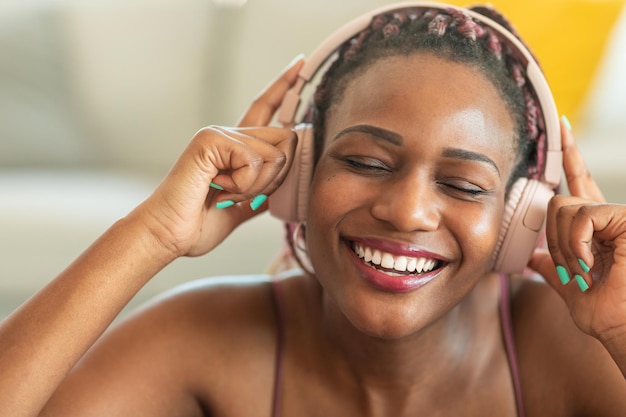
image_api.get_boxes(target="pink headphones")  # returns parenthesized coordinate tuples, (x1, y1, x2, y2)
(269, 1, 563, 274)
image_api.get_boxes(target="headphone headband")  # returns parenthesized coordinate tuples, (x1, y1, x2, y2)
(277, 1, 562, 186)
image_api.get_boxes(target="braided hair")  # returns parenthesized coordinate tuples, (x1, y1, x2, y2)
(309, 5, 547, 195)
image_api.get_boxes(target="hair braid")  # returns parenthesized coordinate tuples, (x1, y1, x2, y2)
(310, 5, 549, 192)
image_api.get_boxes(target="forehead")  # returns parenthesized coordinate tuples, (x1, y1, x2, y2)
(324, 53, 517, 160)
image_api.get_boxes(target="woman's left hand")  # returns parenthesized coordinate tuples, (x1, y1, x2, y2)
(528, 118, 626, 344)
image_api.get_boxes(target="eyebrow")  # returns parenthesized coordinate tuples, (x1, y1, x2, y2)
(333, 125, 500, 177)
(333, 124, 403, 146)
(442, 147, 500, 177)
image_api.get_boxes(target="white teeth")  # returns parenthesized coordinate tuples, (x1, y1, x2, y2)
(415, 257, 426, 274)
(407, 257, 417, 272)
(371, 250, 382, 265)
(381, 253, 395, 269)
(352, 242, 440, 275)
(394, 256, 408, 272)
(424, 259, 436, 272)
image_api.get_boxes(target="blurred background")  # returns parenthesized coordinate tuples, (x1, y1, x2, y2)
(1, 0, 625, 319)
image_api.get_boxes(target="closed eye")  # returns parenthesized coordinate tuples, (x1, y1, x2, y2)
(438, 181, 488, 198)
(344, 157, 391, 173)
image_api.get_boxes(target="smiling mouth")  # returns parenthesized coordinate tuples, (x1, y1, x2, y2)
(351, 241, 443, 276)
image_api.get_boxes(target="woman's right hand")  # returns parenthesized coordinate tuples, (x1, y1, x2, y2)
(134, 57, 303, 259)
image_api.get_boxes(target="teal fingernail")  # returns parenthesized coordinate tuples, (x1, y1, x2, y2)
(575, 274, 590, 292)
(288, 53, 306, 66)
(210, 182, 224, 191)
(578, 258, 590, 273)
(216, 200, 234, 209)
(561, 115, 572, 131)
(250, 194, 267, 211)
(556, 265, 571, 285)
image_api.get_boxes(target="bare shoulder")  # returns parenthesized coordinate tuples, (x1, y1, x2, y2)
(144, 273, 281, 348)
(43, 272, 300, 417)
(510, 276, 626, 416)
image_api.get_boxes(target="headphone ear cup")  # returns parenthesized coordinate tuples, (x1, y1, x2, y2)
(269, 123, 315, 223)
(493, 177, 555, 274)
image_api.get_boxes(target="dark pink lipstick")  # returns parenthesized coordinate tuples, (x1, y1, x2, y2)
(345, 238, 447, 293)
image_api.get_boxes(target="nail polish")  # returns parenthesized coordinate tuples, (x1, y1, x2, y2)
(578, 258, 590, 273)
(561, 115, 572, 131)
(210, 182, 224, 191)
(556, 265, 571, 285)
(575, 274, 590, 292)
(288, 53, 306, 67)
(216, 200, 234, 209)
(250, 194, 267, 211)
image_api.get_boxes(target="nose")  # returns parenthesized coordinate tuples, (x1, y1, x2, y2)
(370, 172, 441, 233)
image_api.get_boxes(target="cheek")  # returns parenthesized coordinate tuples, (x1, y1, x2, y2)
(306, 161, 363, 224)
(305, 164, 337, 240)
(307, 171, 336, 226)
(451, 201, 504, 266)
(304, 161, 365, 265)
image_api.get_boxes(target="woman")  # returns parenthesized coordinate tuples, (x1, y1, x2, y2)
(1, 3, 625, 416)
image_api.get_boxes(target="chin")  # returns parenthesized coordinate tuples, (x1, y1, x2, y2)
(327, 282, 450, 341)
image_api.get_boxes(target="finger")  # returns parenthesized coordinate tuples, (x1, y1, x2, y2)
(552, 202, 578, 273)
(237, 55, 305, 127)
(527, 247, 575, 295)
(210, 126, 296, 201)
(546, 200, 613, 293)
(187, 198, 269, 257)
(568, 204, 600, 274)
(234, 126, 298, 191)
(570, 204, 626, 269)
(560, 204, 614, 293)
(222, 196, 269, 223)
(544, 195, 568, 262)
(215, 126, 296, 194)
(198, 126, 267, 198)
(561, 117, 605, 202)
(543, 196, 581, 289)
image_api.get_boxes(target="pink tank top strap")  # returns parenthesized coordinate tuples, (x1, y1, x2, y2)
(499, 273, 526, 417)
(270, 278, 286, 417)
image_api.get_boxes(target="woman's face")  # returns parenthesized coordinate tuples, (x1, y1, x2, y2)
(306, 53, 518, 339)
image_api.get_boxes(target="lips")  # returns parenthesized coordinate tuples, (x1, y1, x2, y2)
(352, 241, 440, 275)
(346, 238, 447, 292)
